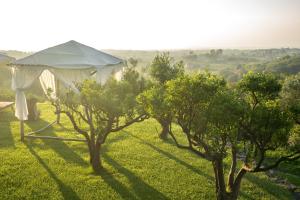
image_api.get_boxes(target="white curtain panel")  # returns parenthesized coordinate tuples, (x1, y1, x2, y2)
(11, 66, 43, 120)
(39, 69, 57, 99)
(50, 68, 91, 93)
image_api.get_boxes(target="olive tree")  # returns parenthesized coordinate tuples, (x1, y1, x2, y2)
(160, 72, 299, 200)
(146, 53, 184, 139)
(236, 73, 299, 194)
(138, 85, 172, 139)
(57, 69, 148, 173)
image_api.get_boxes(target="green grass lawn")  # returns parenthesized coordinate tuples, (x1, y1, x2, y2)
(0, 103, 295, 200)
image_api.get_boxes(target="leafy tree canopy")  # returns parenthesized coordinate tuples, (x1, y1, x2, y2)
(149, 52, 184, 84)
(160, 72, 298, 200)
(58, 68, 148, 172)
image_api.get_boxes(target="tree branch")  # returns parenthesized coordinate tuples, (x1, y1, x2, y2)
(169, 128, 212, 161)
(99, 117, 114, 144)
(111, 114, 148, 132)
(228, 145, 237, 189)
(253, 148, 265, 171)
(251, 91, 259, 110)
(252, 151, 300, 172)
(59, 110, 89, 139)
(68, 105, 89, 124)
(232, 167, 247, 193)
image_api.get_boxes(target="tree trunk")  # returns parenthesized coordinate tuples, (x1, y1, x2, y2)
(89, 142, 102, 173)
(88, 142, 94, 164)
(212, 164, 247, 200)
(212, 159, 230, 200)
(227, 146, 237, 190)
(229, 168, 247, 200)
(158, 119, 170, 140)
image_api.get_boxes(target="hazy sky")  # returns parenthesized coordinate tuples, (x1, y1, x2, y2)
(1, 0, 300, 51)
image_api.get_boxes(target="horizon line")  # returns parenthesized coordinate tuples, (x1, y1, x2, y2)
(1, 46, 300, 53)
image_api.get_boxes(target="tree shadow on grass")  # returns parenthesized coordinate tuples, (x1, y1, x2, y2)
(98, 168, 138, 200)
(26, 119, 88, 167)
(0, 110, 15, 148)
(244, 173, 291, 200)
(101, 133, 129, 153)
(103, 154, 170, 200)
(124, 130, 214, 182)
(125, 131, 258, 199)
(26, 144, 81, 200)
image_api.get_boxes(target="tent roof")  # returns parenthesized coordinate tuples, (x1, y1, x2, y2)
(12, 40, 123, 69)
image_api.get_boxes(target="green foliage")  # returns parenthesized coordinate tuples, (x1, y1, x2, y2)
(280, 73, 300, 150)
(141, 53, 185, 139)
(289, 126, 300, 150)
(64, 73, 145, 130)
(149, 52, 184, 84)
(209, 49, 223, 58)
(165, 72, 242, 155)
(137, 85, 170, 120)
(148, 71, 299, 199)
(244, 101, 292, 150)
(250, 55, 300, 74)
(165, 73, 228, 138)
(238, 72, 281, 103)
(166, 73, 226, 107)
(238, 73, 292, 147)
(58, 69, 148, 172)
(122, 66, 148, 95)
(281, 73, 300, 124)
(266, 55, 300, 74)
(137, 84, 172, 140)
(237, 73, 298, 173)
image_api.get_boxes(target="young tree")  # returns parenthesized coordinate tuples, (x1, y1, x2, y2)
(162, 72, 299, 200)
(146, 53, 184, 139)
(281, 73, 300, 125)
(149, 52, 184, 85)
(280, 74, 300, 150)
(234, 72, 299, 198)
(138, 85, 172, 139)
(57, 69, 148, 173)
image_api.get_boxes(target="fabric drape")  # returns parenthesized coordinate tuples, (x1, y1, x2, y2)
(50, 68, 92, 93)
(11, 65, 122, 121)
(11, 66, 44, 120)
(39, 69, 56, 99)
(10, 40, 124, 122)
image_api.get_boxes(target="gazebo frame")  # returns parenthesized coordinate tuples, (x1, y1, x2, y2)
(10, 40, 123, 142)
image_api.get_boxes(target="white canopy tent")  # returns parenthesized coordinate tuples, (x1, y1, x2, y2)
(10, 40, 124, 141)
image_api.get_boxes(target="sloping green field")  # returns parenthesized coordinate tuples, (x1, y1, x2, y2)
(0, 103, 293, 200)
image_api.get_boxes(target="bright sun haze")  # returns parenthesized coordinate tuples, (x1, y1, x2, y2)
(1, 0, 300, 51)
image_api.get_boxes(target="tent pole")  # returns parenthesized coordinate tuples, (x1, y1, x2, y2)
(20, 120, 24, 142)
